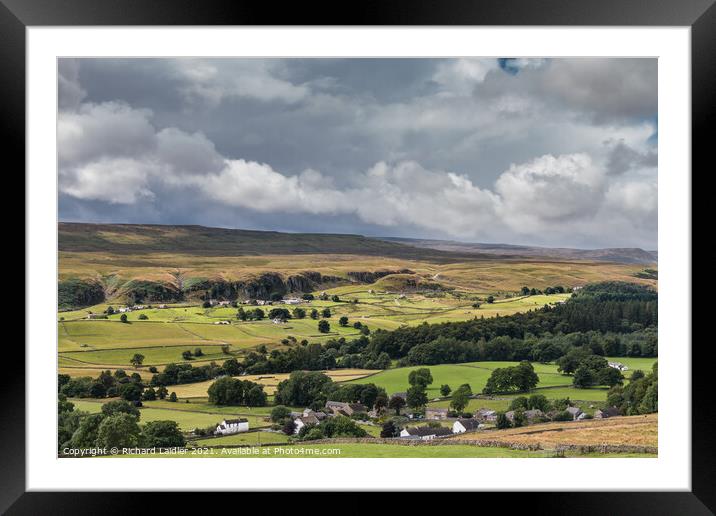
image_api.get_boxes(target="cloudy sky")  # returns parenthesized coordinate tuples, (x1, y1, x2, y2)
(58, 58, 657, 249)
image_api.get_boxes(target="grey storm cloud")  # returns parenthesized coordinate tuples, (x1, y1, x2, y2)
(58, 57, 657, 249)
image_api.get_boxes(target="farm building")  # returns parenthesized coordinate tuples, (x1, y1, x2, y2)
(400, 426, 452, 440)
(452, 419, 482, 434)
(565, 406, 584, 420)
(325, 401, 367, 417)
(608, 361, 629, 371)
(594, 407, 621, 419)
(213, 320, 230, 325)
(293, 414, 321, 434)
(215, 418, 249, 435)
(283, 298, 302, 305)
(86, 313, 106, 319)
(425, 407, 449, 420)
(474, 409, 497, 422)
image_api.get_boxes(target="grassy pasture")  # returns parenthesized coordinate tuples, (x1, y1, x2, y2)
(192, 431, 290, 446)
(349, 362, 574, 397)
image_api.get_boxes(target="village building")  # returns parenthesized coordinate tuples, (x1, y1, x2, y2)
(86, 313, 106, 320)
(215, 418, 249, 435)
(565, 406, 584, 420)
(391, 392, 408, 402)
(452, 419, 482, 434)
(293, 413, 321, 434)
(594, 406, 621, 419)
(608, 361, 629, 371)
(425, 407, 449, 420)
(474, 409, 497, 422)
(325, 401, 367, 417)
(506, 409, 545, 423)
(399, 426, 452, 440)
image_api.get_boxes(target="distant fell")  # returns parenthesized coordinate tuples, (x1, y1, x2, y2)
(380, 237, 657, 265)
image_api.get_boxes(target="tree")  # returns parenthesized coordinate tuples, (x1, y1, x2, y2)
(70, 413, 106, 449)
(156, 386, 168, 400)
(106, 306, 115, 315)
(373, 392, 389, 413)
(339, 316, 349, 327)
(408, 368, 433, 388)
(168, 392, 178, 402)
(96, 413, 142, 448)
(293, 307, 306, 319)
(302, 293, 315, 301)
(310, 309, 319, 319)
(270, 405, 291, 423)
(388, 395, 406, 415)
(120, 313, 128, 323)
(450, 388, 470, 413)
(245, 385, 267, 407)
(141, 387, 157, 401)
(130, 353, 145, 367)
(331, 295, 340, 302)
(282, 419, 296, 435)
(486, 296, 495, 304)
(101, 399, 140, 419)
(182, 350, 193, 360)
(597, 367, 624, 387)
(119, 382, 143, 402)
(321, 308, 331, 318)
(380, 420, 399, 438)
(237, 307, 247, 321)
(142, 420, 185, 447)
(440, 384, 452, 397)
(194, 348, 204, 357)
(521, 286, 530, 296)
(353, 321, 363, 329)
(268, 308, 291, 321)
(528, 394, 550, 412)
(406, 385, 428, 410)
(318, 320, 330, 333)
(274, 371, 333, 407)
(573, 365, 596, 388)
(202, 300, 212, 308)
(138, 313, 148, 320)
(495, 412, 511, 429)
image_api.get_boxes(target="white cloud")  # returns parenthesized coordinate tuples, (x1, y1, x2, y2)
(172, 59, 310, 106)
(60, 158, 155, 204)
(433, 58, 498, 95)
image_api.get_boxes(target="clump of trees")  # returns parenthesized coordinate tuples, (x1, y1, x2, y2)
(606, 361, 658, 415)
(273, 371, 387, 411)
(296, 415, 367, 441)
(483, 361, 539, 394)
(207, 376, 267, 406)
(58, 397, 185, 452)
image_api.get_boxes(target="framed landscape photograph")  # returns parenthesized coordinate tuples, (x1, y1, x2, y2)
(11, 0, 711, 510)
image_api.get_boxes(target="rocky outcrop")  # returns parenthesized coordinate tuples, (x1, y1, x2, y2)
(121, 280, 182, 304)
(182, 271, 347, 301)
(347, 269, 414, 283)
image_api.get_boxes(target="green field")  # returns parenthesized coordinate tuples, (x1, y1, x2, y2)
(192, 431, 290, 447)
(350, 358, 656, 406)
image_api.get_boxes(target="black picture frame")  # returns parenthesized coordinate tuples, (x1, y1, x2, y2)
(5, 0, 710, 512)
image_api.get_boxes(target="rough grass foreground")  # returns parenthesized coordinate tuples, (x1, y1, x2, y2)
(448, 413, 658, 450)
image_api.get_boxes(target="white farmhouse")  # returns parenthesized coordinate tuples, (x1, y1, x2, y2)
(452, 419, 482, 434)
(399, 426, 452, 440)
(215, 418, 249, 435)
